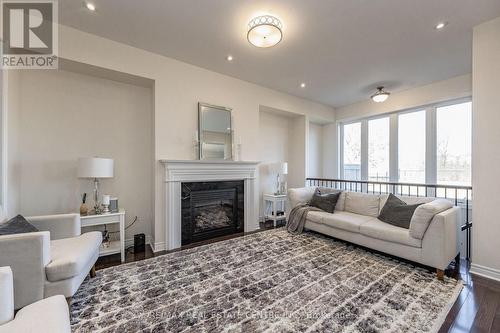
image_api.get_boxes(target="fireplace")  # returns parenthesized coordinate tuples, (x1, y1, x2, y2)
(160, 160, 258, 251)
(181, 180, 244, 245)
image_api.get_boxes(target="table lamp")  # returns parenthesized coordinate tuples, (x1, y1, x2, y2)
(77, 157, 114, 214)
(273, 162, 288, 195)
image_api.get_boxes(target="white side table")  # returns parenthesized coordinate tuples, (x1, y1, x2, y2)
(81, 210, 125, 263)
(263, 193, 287, 227)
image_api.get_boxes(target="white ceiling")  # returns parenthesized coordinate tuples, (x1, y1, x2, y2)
(59, 1, 500, 107)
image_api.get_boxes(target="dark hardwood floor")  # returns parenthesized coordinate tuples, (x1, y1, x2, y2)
(439, 262, 500, 333)
(95, 223, 500, 333)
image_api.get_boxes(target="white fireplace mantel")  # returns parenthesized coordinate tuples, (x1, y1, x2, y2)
(160, 160, 260, 250)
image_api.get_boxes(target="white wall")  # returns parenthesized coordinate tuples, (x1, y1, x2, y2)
(5, 71, 22, 218)
(322, 123, 338, 178)
(288, 115, 308, 189)
(335, 74, 472, 122)
(10, 69, 153, 241)
(6, 25, 335, 251)
(308, 123, 323, 178)
(258, 111, 290, 217)
(471, 16, 500, 281)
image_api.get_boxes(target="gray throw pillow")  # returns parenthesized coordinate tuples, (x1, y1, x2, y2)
(0, 215, 39, 235)
(309, 188, 341, 213)
(378, 194, 422, 229)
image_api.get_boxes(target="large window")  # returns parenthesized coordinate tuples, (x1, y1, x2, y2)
(339, 99, 472, 186)
(343, 122, 361, 180)
(436, 102, 472, 186)
(368, 117, 389, 181)
(398, 111, 426, 183)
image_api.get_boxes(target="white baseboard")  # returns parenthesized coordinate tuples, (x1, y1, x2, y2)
(151, 241, 166, 252)
(147, 235, 166, 252)
(470, 263, 500, 282)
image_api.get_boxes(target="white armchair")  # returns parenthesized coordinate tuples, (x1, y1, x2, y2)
(0, 213, 102, 309)
(0, 266, 70, 333)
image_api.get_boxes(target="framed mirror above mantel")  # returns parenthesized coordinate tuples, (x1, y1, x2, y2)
(198, 102, 233, 160)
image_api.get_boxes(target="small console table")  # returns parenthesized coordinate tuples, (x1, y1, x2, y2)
(81, 210, 125, 263)
(263, 193, 287, 227)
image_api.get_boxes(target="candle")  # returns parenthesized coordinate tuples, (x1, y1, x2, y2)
(102, 195, 110, 205)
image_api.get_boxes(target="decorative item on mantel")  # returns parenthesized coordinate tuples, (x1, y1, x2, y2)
(193, 130, 200, 160)
(234, 136, 242, 161)
(77, 157, 114, 215)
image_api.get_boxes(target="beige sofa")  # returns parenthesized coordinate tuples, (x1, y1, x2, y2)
(288, 187, 461, 279)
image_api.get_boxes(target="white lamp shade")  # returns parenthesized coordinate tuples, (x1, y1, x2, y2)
(270, 162, 288, 175)
(77, 157, 114, 179)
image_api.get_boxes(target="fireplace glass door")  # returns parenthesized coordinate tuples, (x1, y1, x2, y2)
(181, 181, 244, 245)
(192, 191, 235, 233)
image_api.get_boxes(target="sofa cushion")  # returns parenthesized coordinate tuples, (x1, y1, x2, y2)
(379, 194, 434, 212)
(0, 215, 39, 235)
(309, 188, 341, 213)
(378, 194, 423, 229)
(306, 211, 332, 224)
(318, 211, 373, 233)
(318, 187, 345, 211)
(45, 232, 102, 282)
(288, 187, 316, 208)
(360, 219, 422, 248)
(409, 199, 454, 239)
(344, 192, 380, 217)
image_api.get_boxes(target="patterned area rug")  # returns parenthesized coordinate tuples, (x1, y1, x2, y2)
(71, 229, 462, 333)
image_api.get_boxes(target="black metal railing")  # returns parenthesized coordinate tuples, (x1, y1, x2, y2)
(306, 178, 473, 260)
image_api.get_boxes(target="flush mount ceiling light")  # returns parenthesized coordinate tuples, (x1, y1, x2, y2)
(371, 86, 390, 103)
(247, 15, 283, 48)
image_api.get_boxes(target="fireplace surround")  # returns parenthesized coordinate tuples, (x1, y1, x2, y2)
(160, 160, 259, 250)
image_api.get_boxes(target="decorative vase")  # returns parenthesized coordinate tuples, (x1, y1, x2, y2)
(80, 203, 88, 216)
(80, 193, 89, 216)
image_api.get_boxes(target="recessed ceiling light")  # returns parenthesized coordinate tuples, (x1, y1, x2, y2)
(435, 22, 448, 30)
(247, 15, 283, 48)
(300, 83, 306, 88)
(85, 2, 96, 11)
(371, 86, 390, 103)
(226, 55, 233, 61)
